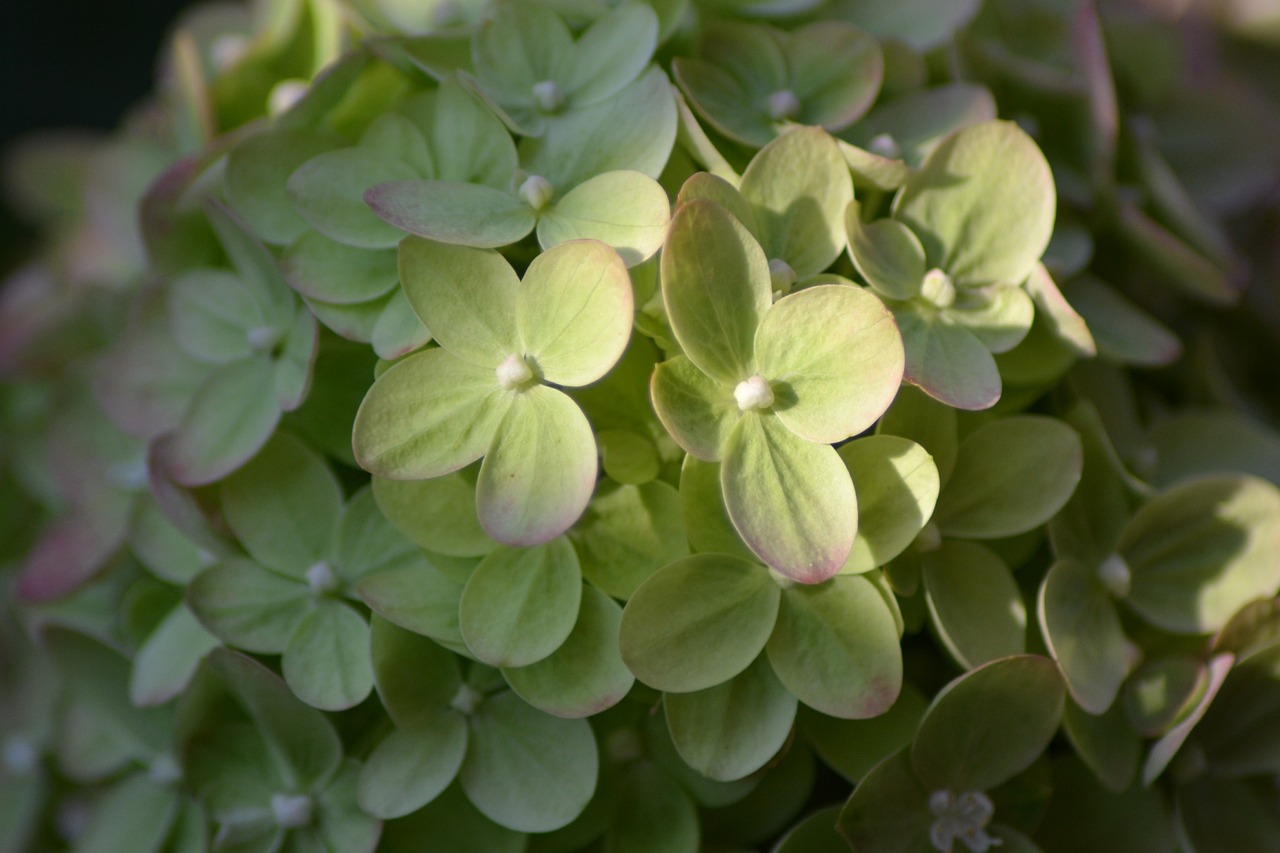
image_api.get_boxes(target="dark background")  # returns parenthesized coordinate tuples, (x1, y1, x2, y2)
(0, 0, 197, 256)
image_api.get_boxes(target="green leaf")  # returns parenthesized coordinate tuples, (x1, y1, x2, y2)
(287, 147, 419, 248)
(721, 414, 856, 583)
(755, 283, 904, 444)
(372, 473, 492, 558)
(876, 383, 958, 484)
(798, 685, 929, 783)
(537, 171, 670, 267)
(893, 121, 1055, 287)
(679, 456, 757, 561)
(661, 198, 771, 384)
(595, 430, 661, 486)
(75, 773, 178, 853)
(846, 205, 926, 301)
(313, 760, 382, 853)
(738, 127, 853, 277)
(333, 486, 422, 581)
(358, 714, 468, 819)
(459, 691, 598, 833)
(282, 600, 374, 711)
(892, 306, 1001, 411)
(203, 201, 297, 327)
(767, 575, 902, 719)
(664, 654, 797, 781)
(650, 355, 738, 462)
(948, 283, 1035, 354)
(168, 269, 269, 365)
(1124, 656, 1209, 739)
(620, 553, 780, 693)
(1177, 777, 1280, 853)
(676, 172, 757, 234)
(366, 180, 536, 248)
(1038, 560, 1129, 715)
(1061, 700, 1140, 794)
(359, 113, 434, 177)
(472, 0, 571, 111)
(1120, 475, 1280, 633)
(225, 127, 340, 246)
(359, 560, 467, 650)
(564, 2, 659, 105)
(423, 78, 519, 187)
(837, 748, 935, 853)
(281, 231, 398, 305)
(273, 306, 318, 412)
(922, 540, 1026, 669)
(369, 616, 461, 728)
(569, 480, 689, 600)
(373, 288, 432, 360)
(1141, 653, 1233, 784)
(935, 415, 1083, 539)
(839, 435, 940, 573)
(477, 386, 598, 546)
(458, 538, 582, 667)
(130, 603, 220, 707)
(1149, 410, 1280, 490)
(398, 237, 520, 368)
(783, 22, 882, 130)
(517, 238, 633, 386)
(161, 357, 282, 487)
(502, 586, 633, 718)
(1062, 276, 1181, 367)
(836, 139, 911, 192)
(187, 558, 309, 653)
(606, 761, 700, 853)
(847, 82, 994, 165)
(911, 655, 1064, 792)
(1024, 263, 1095, 358)
(221, 431, 342, 577)
(383, 783, 524, 853)
(352, 347, 512, 479)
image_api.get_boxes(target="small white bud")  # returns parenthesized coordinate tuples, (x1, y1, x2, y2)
(768, 258, 797, 296)
(210, 35, 248, 72)
(518, 175, 554, 211)
(271, 793, 313, 829)
(921, 268, 956, 308)
(868, 133, 902, 160)
(532, 80, 567, 114)
(496, 354, 535, 390)
(268, 80, 309, 117)
(148, 754, 182, 785)
(734, 375, 775, 411)
(3, 736, 38, 775)
(451, 683, 484, 716)
(246, 326, 282, 353)
(306, 561, 340, 595)
(767, 89, 801, 121)
(929, 789, 1001, 853)
(1097, 553, 1131, 598)
(107, 458, 149, 491)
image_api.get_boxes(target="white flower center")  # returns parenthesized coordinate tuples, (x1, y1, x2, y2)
(868, 133, 902, 160)
(768, 258, 797, 297)
(767, 89, 801, 121)
(496, 354, 535, 390)
(922, 268, 956, 308)
(149, 754, 182, 784)
(306, 561, 340, 595)
(734, 375, 775, 411)
(929, 789, 1001, 853)
(271, 793, 314, 829)
(451, 683, 485, 716)
(532, 80, 567, 114)
(268, 80, 309, 117)
(1097, 553, 1131, 598)
(518, 175, 555, 211)
(246, 326, 282, 353)
(210, 35, 248, 71)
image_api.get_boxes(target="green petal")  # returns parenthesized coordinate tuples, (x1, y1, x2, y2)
(679, 456, 758, 562)
(281, 231, 398, 305)
(517, 238, 633, 386)
(847, 82, 995, 166)
(287, 147, 419, 248)
(129, 603, 220, 707)
(832, 0, 979, 50)
(458, 691, 598, 833)
(837, 748, 935, 853)
(911, 655, 1064, 792)
(664, 654, 797, 781)
(1061, 700, 1140, 793)
(798, 685, 928, 783)
(947, 283, 1035, 354)
(372, 288, 432, 361)
(876, 383, 959, 485)
(458, 538, 582, 668)
(784, 22, 883, 131)
(372, 473, 493, 558)
(365, 180, 536, 248)
(477, 386, 598, 546)
(755, 284, 904, 444)
(922, 540, 1027, 669)
(1141, 654, 1233, 784)
(660, 198, 771, 384)
(1038, 560, 1129, 715)
(1120, 475, 1280, 633)
(675, 172, 757, 234)
(605, 761, 700, 853)
(935, 415, 1083, 539)
(369, 615, 461, 728)
(840, 436, 939, 573)
(569, 480, 689, 600)
(722, 414, 856, 584)
(273, 306, 318, 412)
(383, 783, 524, 853)
(1177, 776, 1280, 853)
(739, 127, 853, 277)
(650, 355, 738, 461)
(537, 172, 670, 267)
(893, 305, 1001, 411)
(846, 205, 927, 301)
(187, 558, 309, 653)
(282, 600, 374, 711)
(74, 775, 178, 853)
(1149, 410, 1280, 490)
(502, 586, 634, 717)
(1061, 277, 1180, 367)
(225, 128, 341, 246)
(472, 0, 572, 106)
(619, 553, 780, 693)
(837, 139, 911, 192)
(893, 121, 1055, 287)
(358, 560, 467, 651)
(673, 57, 775, 148)
(519, 66, 678, 187)
(221, 431, 342, 577)
(398, 237, 520, 367)
(425, 79, 519, 187)
(1024, 262, 1095, 358)
(766, 574, 902, 718)
(564, 2, 659, 106)
(168, 269, 268, 365)
(357, 714, 468, 819)
(352, 348, 511, 479)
